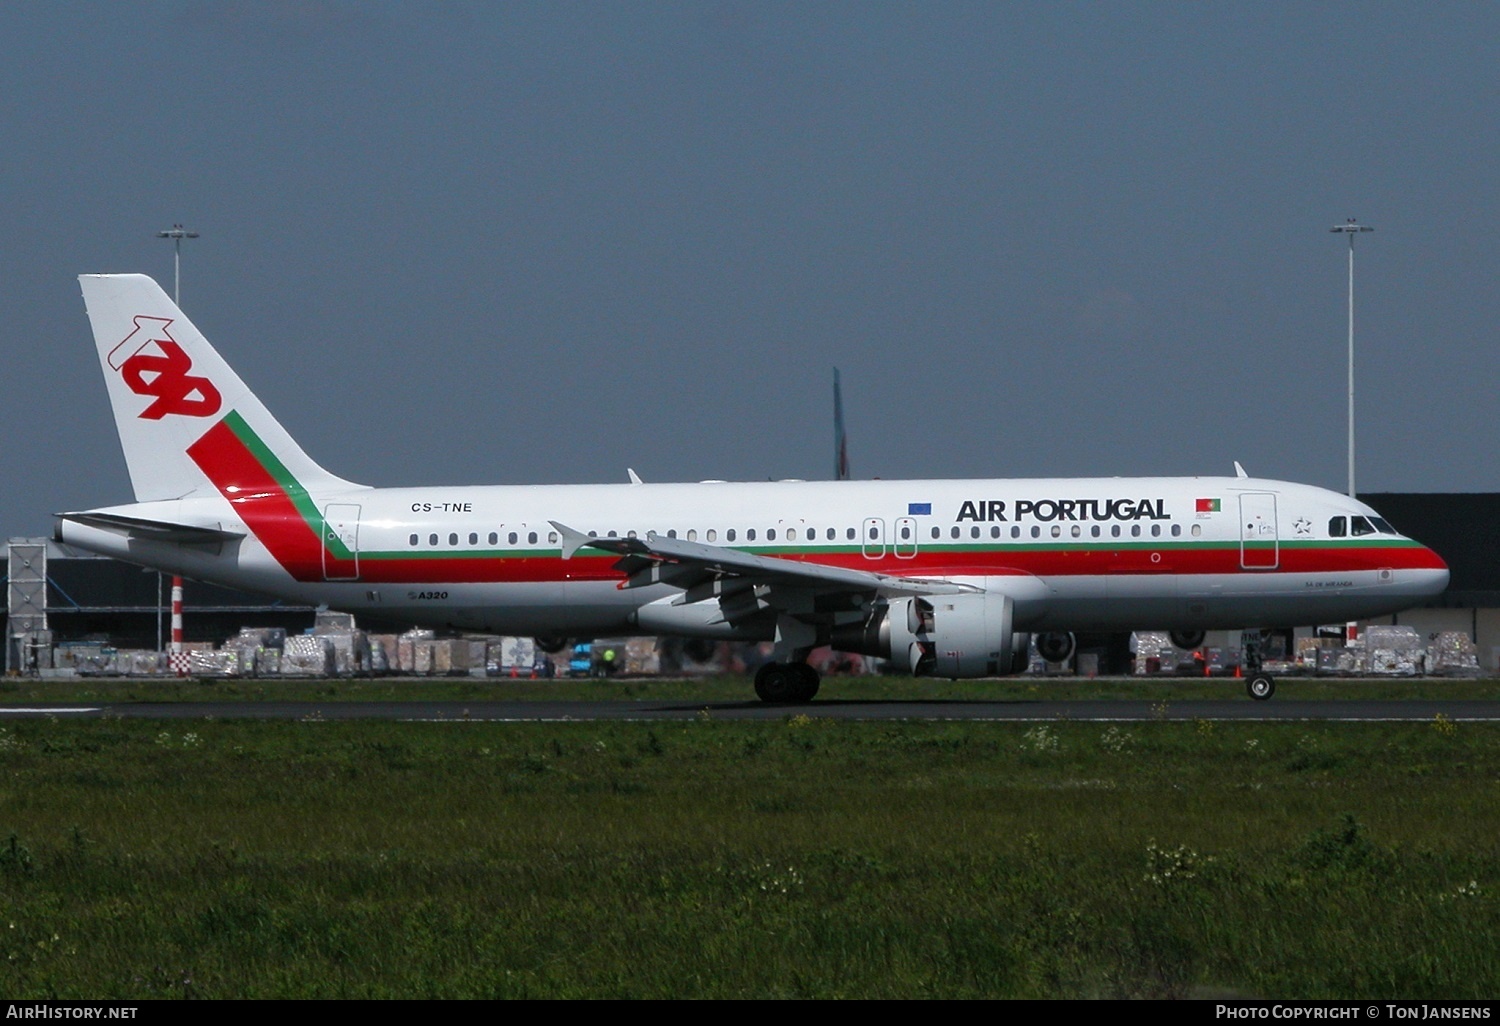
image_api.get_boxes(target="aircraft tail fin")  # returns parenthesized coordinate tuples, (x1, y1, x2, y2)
(79, 273, 361, 503)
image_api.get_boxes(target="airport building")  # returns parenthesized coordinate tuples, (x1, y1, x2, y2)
(6, 492, 1494, 676)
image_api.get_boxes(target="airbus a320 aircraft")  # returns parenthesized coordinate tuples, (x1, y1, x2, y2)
(58, 274, 1449, 702)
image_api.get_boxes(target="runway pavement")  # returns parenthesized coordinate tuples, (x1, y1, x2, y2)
(4, 698, 1500, 722)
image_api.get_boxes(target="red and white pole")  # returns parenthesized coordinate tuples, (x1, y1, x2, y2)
(171, 575, 184, 675)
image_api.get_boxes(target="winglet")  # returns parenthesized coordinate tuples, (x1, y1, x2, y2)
(549, 520, 651, 560)
(627, 468, 643, 485)
(550, 521, 594, 559)
(1233, 461, 1249, 479)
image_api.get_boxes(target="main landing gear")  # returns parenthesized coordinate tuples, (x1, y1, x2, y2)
(754, 661, 821, 703)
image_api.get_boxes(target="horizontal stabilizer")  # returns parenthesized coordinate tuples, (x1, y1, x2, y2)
(56, 511, 244, 545)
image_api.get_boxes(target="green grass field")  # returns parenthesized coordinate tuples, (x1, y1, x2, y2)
(0, 678, 1497, 998)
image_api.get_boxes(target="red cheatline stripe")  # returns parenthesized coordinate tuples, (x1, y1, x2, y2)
(187, 418, 327, 580)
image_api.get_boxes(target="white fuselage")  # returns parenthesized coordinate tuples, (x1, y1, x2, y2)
(59, 474, 1450, 639)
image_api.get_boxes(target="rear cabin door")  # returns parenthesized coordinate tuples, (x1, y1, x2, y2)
(322, 503, 361, 580)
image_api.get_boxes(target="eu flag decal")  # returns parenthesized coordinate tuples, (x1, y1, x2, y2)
(908, 502, 932, 515)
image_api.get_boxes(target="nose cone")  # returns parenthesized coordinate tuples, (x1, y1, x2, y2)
(1410, 543, 1450, 599)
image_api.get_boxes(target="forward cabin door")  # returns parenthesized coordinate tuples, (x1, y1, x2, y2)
(1238, 493, 1278, 570)
(322, 503, 362, 580)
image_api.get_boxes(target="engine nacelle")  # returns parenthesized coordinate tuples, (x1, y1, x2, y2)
(1035, 630, 1077, 664)
(881, 592, 1026, 679)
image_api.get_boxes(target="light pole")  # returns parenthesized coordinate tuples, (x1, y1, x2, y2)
(155, 224, 199, 306)
(154, 224, 198, 672)
(1330, 218, 1373, 498)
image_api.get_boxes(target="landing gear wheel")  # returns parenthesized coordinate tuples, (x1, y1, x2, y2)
(790, 663, 821, 702)
(533, 635, 569, 654)
(754, 662, 820, 703)
(1246, 673, 1276, 701)
(1169, 630, 1206, 651)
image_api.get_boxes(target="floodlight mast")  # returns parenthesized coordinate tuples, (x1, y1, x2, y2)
(153, 224, 199, 669)
(1330, 218, 1373, 498)
(155, 224, 199, 306)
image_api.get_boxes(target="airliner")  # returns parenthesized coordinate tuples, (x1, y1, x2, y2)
(57, 274, 1449, 702)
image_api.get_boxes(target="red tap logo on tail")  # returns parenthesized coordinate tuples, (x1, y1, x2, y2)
(108, 316, 222, 420)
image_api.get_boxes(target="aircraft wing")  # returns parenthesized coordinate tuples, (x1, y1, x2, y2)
(551, 520, 978, 602)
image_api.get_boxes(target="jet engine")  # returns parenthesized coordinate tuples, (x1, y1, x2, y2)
(1034, 630, 1077, 665)
(832, 592, 1029, 679)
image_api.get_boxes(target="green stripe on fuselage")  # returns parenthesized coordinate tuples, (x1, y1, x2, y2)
(222, 410, 354, 560)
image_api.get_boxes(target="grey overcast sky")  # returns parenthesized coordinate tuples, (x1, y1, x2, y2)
(2, 2, 1496, 537)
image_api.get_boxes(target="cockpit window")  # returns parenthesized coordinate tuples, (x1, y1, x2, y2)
(1351, 516, 1376, 536)
(1370, 517, 1395, 535)
(1329, 516, 1346, 537)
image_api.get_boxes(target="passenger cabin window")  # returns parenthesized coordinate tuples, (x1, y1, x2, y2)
(971, 526, 980, 539)
(1011, 526, 1020, 539)
(706, 529, 717, 542)
(448, 533, 458, 546)
(528, 532, 538, 544)
(747, 529, 756, 541)
(509, 532, 519, 544)
(687, 530, 697, 541)
(992, 526, 1002, 539)
(727, 529, 736, 541)
(409, 534, 419, 546)
(931, 527, 941, 540)
(767, 529, 776, 540)
(846, 528, 856, 540)
(827, 528, 836, 541)
(951, 526, 960, 539)
(1329, 517, 1347, 537)
(489, 532, 498, 545)
(429, 534, 438, 546)
(469, 532, 478, 545)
